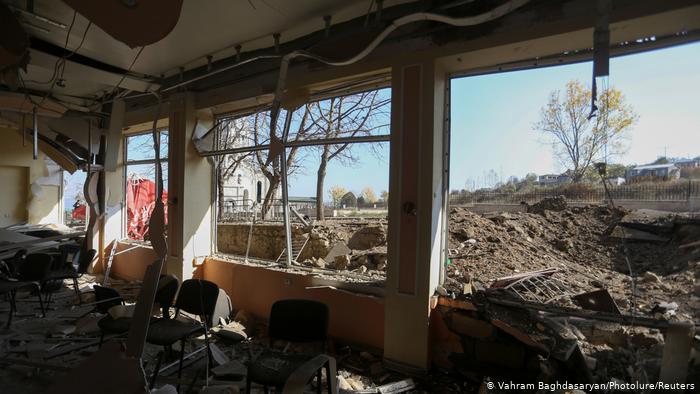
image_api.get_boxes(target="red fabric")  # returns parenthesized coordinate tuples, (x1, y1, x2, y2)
(71, 204, 86, 220)
(126, 178, 168, 240)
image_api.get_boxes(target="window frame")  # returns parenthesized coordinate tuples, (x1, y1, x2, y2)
(123, 128, 169, 241)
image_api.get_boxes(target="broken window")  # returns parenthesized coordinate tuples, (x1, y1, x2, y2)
(62, 170, 87, 228)
(212, 88, 391, 285)
(125, 130, 169, 241)
(444, 43, 700, 384)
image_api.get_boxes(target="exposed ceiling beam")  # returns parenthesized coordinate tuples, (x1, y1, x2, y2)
(27, 49, 160, 93)
(123, 0, 700, 125)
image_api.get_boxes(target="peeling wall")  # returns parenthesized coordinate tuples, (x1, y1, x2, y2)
(0, 127, 62, 225)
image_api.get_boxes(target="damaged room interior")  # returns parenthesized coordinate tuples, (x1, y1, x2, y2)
(0, 0, 698, 393)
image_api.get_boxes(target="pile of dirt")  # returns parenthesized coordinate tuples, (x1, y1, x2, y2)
(446, 202, 699, 320)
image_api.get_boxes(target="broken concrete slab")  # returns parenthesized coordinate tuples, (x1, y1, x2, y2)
(573, 289, 621, 314)
(325, 241, 352, 263)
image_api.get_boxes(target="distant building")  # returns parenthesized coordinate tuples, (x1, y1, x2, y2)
(538, 173, 571, 186)
(626, 163, 680, 180)
(674, 158, 700, 168)
(288, 197, 316, 211)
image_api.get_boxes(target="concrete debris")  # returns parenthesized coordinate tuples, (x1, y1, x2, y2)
(348, 225, 386, 250)
(333, 254, 351, 270)
(214, 321, 248, 342)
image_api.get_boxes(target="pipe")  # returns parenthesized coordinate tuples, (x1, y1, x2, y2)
(197, 133, 390, 157)
(150, 0, 529, 98)
(280, 110, 294, 267)
(265, 0, 530, 139)
(32, 106, 38, 159)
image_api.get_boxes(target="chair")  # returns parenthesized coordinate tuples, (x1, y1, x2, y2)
(44, 247, 96, 305)
(97, 274, 179, 345)
(246, 299, 331, 394)
(0, 253, 52, 327)
(147, 279, 219, 391)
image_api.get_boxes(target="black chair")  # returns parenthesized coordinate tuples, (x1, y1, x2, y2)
(147, 279, 219, 391)
(45, 247, 96, 305)
(246, 299, 330, 394)
(0, 253, 52, 327)
(97, 274, 179, 345)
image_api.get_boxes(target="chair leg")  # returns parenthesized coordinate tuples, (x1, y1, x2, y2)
(36, 285, 46, 317)
(245, 372, 252, 394)
(149, 350, 165, 390)
(176, 338, 187, 393)
(73, 278, 82, 304)
(203, 326, 213, 367)
(326, 361, 335, 394)
(6, 291, 16, 327)
(316, 369, 322, 394)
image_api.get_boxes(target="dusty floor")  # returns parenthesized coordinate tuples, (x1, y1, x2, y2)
(0, 275, 450, 393)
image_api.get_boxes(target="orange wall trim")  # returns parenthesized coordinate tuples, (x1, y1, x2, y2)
(202, 257, 385, 350)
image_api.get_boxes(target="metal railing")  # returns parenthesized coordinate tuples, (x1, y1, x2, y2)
(449, 180, 700, 205)
(218, 198, 317, 222)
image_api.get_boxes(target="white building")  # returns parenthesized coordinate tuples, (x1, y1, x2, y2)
(217, 117, 282, 216)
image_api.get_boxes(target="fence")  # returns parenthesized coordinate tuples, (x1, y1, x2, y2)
(449, 180, 700, 205)
(218, 198, 318, 223)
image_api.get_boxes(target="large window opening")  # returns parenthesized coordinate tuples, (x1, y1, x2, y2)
(63, 170, 87, 228)
(212, 88, 391, 285)
(125, 130, 169, 241)
(446, 42, 700, 383)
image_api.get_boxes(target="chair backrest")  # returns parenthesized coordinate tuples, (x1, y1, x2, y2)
(1, 249, 27, 277)
(58, 244, 81, 270)
(155, 274, 179, 318)
(18, 253, 53, 281)
(175, 279, 220, 325)
(269, 299, 329, 344)
(75, 248, 97, 274)
(93, 285, 125, 314)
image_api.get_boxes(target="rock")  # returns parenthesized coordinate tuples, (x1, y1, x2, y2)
(348, 225, 387, 250)
(641, 271, 661, 283)
(356, 265, 368, 274)
(333, 254, 351, 270)
(324, 242, 352, 262)
(337, 376, 352, 391)
(628, 330, 663, 348)
(346, 377, 364, 391)
(313, 257, 326, 269)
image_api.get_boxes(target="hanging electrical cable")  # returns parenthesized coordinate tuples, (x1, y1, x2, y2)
(265, 0, 531, 139)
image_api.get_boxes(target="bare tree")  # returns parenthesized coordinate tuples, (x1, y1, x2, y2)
(306, 90, 390, 220)
(252, 109, 313, 217)
(534, 80, 637, 182)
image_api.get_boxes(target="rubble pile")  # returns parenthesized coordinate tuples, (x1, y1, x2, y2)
(446, 202, 700, 319)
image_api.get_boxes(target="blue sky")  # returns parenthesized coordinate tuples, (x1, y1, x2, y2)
(289, 41, 700, 196)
